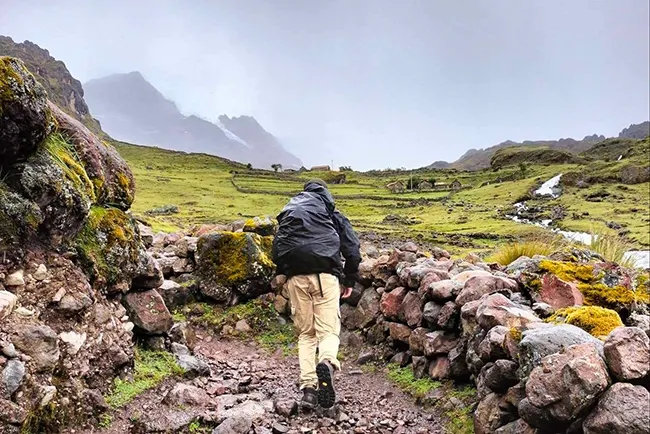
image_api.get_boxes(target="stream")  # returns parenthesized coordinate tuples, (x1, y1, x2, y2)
(506, 173, 650, 269)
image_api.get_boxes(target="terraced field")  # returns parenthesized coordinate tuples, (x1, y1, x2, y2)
(114, 139, 650, 256)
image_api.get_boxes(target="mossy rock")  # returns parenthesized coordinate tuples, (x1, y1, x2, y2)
(74, 205, 144, 290)
(0, 183, 43, 251)
(547, 306, 624, 339)
(196, 231, 276, 302)
(539, 260, 597, 283)
(48, 102, 135, 209)
(243, 216, 277, 236)
(0, 56, 53, 165)
(9, 138, 94, 245)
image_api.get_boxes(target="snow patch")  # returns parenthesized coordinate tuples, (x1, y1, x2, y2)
(535, 174, 563, 198)
(215, 120, 250, 148)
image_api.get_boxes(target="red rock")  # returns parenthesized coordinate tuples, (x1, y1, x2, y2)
(123, 289, 173, 334)
(380, 287, 408, 319)
(476, 293, 540, 331)
(604, 326, 650, 381)
(399, 291, 423, 327)
(537, 274, 583, 309)
(428, 356, 451, 380)
(524, 343, 610, 425)
(388, 322, 412, 343)
(456, 275, 518, 306)
(423, 331, 458, 356)
(583, 383, 650, 434)
(418, 272, 441, 297)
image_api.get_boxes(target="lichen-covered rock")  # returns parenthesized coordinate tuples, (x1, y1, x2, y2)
(0, 187, 43, 251)
(131, 252, 164, 289)
(548, 306, 623, 338)
(74, 206, 145, 290)
(522, 343, 610, 426)
(583, 383, 650, 434)
(0, 57, 52, 163)
(242, 216, 277, 236)
(196, 232, 275, 302)
(47, 102, 135, 209)
(603, 326, 650, 381)
(518, 324, 603, 378)
(123, 289, 173, 335)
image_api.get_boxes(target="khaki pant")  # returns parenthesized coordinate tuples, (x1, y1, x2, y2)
(286, 273, 341, 390)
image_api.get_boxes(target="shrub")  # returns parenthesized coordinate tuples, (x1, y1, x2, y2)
(547, 306, 623, 338)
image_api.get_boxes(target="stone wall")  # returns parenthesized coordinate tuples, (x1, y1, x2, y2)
(273, 242, 650, 434)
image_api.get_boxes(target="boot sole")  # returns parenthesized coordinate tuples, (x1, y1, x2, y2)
(316, 362, 335, 409)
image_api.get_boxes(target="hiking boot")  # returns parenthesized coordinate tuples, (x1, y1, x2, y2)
(301, 387, 318, 410)
(316, 360, 336, 409)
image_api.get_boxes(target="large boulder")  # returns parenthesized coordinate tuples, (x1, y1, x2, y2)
(518, 324, 603, 378)
(521, 343, 610, 427)
(196, 232, 275, 302)
(603, 326, 650, 381)
(123, 289, 173, 335)
(0, 57, 52, 163)
(583, 383, 650, 434)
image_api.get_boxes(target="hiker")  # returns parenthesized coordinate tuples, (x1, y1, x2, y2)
(272, 179, 361, 409)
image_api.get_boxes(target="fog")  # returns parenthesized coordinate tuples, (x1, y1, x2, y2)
(1, 0, 648, 170)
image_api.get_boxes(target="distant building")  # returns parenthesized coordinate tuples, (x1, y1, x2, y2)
(451, 179, 462, 190)
(418, 180, 433, 190)
(298, 166, 308, 172)
(386, 180, 406, 193)
(310, 165, 331, 171)
(284, 168, 298, 173)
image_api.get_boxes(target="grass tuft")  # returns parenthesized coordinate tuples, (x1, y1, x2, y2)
(489, 239, 559, 265)
(105, 348, 184, 408)
(386, 364, 441, 398)
(588, 228, 637, 268)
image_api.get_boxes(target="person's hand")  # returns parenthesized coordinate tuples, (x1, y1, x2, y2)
(341, 286, 353, 299)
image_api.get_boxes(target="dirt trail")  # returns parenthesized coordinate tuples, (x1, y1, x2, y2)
(82, 334, 445, 434)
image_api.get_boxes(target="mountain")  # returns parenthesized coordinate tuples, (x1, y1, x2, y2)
(619, 121, 650, 139)
(84, 72, 302, 169)
(426, 122, 649, 171)
(0, 35, 102, 134)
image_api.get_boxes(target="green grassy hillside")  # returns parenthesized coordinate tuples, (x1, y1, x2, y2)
(115, 138, 650, 255)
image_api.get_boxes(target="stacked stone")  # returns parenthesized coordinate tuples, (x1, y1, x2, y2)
(312, 242, 650, 434)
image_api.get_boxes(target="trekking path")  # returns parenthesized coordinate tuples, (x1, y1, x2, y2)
(83, 333, 446, 434)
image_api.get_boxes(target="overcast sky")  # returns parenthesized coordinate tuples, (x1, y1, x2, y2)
(1, 0, 648, 170)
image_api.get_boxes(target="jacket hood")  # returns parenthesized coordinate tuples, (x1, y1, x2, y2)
(304, 182, 335, 212)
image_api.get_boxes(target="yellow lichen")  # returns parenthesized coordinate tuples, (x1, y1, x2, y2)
(116, 172, 134, 204)
(539, 260, 598, 283)
(578, 282, 650, 309)
(547, 306, 623, 339)
(509, 327, 523, 342)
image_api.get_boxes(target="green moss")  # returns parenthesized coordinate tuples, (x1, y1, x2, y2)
(98, 413, 112, 428)
(547, 306, 624, 338)
(105, 348, 184, 408)
(539, 260, 597, 283)
(386, 364, 442, 398)
(578, 282, 650, 309)
(74, 205, 139, 286)
(197, 232, 275, 288)
(44, 133, 96, 202)
(445, 406, 475, 434)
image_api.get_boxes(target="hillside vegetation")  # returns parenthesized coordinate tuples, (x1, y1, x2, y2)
(116, 137, 650, 255)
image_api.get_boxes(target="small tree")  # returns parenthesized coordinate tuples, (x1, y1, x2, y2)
(246, 163, 253, 170)
(518, 162, 528, 179)
(271, 163, 283, 172)
(339, 165, 353, 172)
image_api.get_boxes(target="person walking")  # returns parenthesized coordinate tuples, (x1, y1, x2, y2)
(272, 179, 361, 409)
